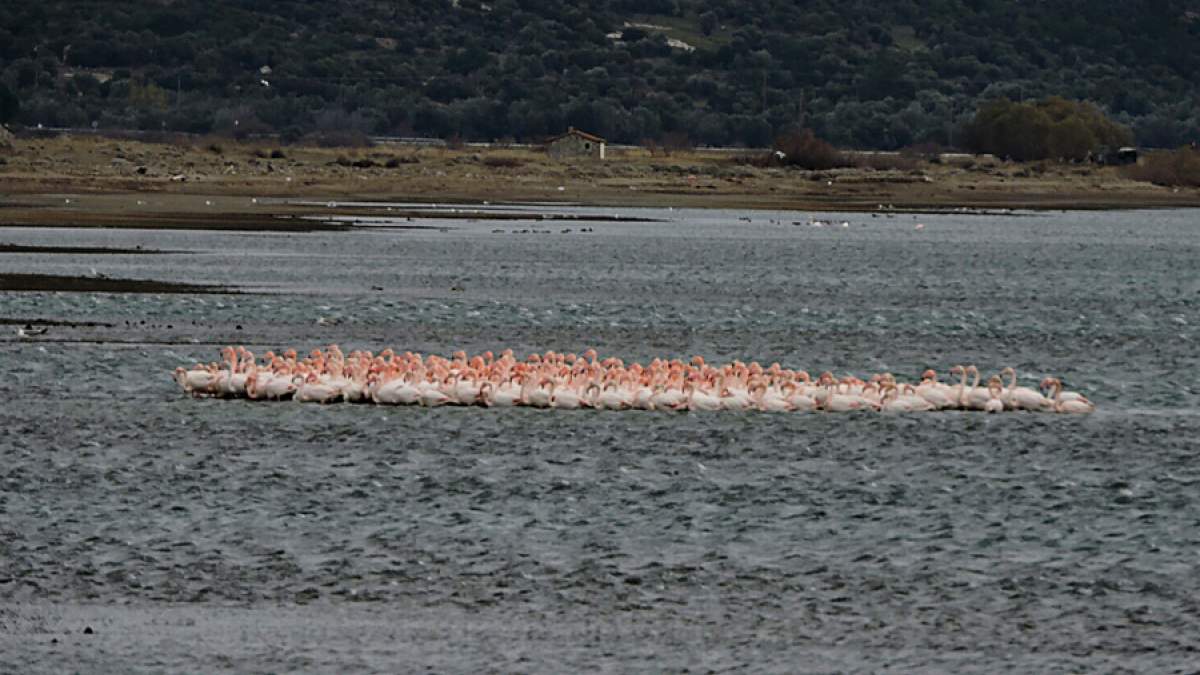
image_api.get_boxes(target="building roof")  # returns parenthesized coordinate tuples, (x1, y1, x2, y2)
(550, 127, 605, 143)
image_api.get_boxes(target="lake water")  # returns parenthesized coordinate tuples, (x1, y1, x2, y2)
(1, 203, 1199, 671)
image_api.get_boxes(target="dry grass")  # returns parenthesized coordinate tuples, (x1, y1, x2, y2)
(2, 133, 1199, 211)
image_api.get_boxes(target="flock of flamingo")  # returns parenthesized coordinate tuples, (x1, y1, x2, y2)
(172, 345, 1095, 413)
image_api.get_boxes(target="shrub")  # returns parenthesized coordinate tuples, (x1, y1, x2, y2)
(729, 151, 773, 167)
(773, 129, 852, 170)
(853, 152, 920, 171)
(1121, 147, 1200, 187)
(384, 155, 419, 168)
(482, 155, 524, 168)
(659, 131, 693, 155)
(280, 126, 304, 145)
(900, 142, 946, 161)
(962, 96, 1133, 161)
(305, 130, 373, 148)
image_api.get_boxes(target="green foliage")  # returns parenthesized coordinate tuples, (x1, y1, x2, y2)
(963, 97, 1133, 161)
(0, 82, 18, 123)
(1, 1, 1198, 148)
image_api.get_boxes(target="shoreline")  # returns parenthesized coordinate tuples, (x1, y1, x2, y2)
(0, 135, 1197, 221)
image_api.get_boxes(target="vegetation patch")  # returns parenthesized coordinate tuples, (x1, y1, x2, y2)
(962, 97, 1133, 162)
(1122, 147, 1200, 187)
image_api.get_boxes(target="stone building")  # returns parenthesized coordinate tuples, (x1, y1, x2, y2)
(546, 127, 606, 160)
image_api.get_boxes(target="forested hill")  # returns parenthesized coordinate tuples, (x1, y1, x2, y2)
(2, 1, 1199, 149)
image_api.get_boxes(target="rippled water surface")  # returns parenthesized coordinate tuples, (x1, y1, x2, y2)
(2, 205, 1199, 671)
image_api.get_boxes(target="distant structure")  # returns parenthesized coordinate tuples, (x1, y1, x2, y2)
(547, 127, 606, 160)
(0, 125, 13, 153)
(1093, 146, 1139, 165)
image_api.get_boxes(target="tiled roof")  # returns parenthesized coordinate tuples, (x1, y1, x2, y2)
(551, 128, 605, 143)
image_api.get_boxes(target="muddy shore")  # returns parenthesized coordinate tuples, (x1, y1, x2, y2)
(2, 135, 1198, 224)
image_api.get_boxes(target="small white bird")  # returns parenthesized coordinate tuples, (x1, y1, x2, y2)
(17, 324, 48, 338)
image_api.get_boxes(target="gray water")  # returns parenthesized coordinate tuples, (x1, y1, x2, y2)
(2, 204, 1199, 672)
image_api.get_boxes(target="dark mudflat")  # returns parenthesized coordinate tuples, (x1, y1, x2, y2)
(0, 273, 232, 293)
(0, 211, 352, 232)
(0, 243, 180, 254)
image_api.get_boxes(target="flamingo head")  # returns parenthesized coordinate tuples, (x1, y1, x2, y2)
(922, 369, 937, 380)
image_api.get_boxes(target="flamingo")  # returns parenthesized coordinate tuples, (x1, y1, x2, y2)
(682, 381, 723, 412)
(523, 378, 552, 408)
(1045, 378, 1095, 414)
(959, 366, 993, 410)
(372, 374, 421, 405)
(174, 365, 218, 397)
(177, 345, 1099, 416)
(294, 373, 341, 404)
(1000, 367, 1052, 411)
(823, 383, 874, 412)
(916, 369, 957, 409)
(754, 383, 795, 412)
(984, 376, 1005, 413)
(550, 380, 587, 409)
(783, 383, 819, 411)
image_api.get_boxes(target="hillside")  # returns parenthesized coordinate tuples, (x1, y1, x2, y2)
(2, 1, 1199, 149)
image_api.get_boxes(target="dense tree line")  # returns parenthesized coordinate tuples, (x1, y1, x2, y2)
(1, 1, 1199, 149)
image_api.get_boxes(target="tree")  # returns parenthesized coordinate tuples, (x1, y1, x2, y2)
(962, 97, 1132, 160)
(0, 82, 17, 123)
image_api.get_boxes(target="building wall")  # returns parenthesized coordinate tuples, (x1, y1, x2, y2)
(547, 134, 604, 160)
